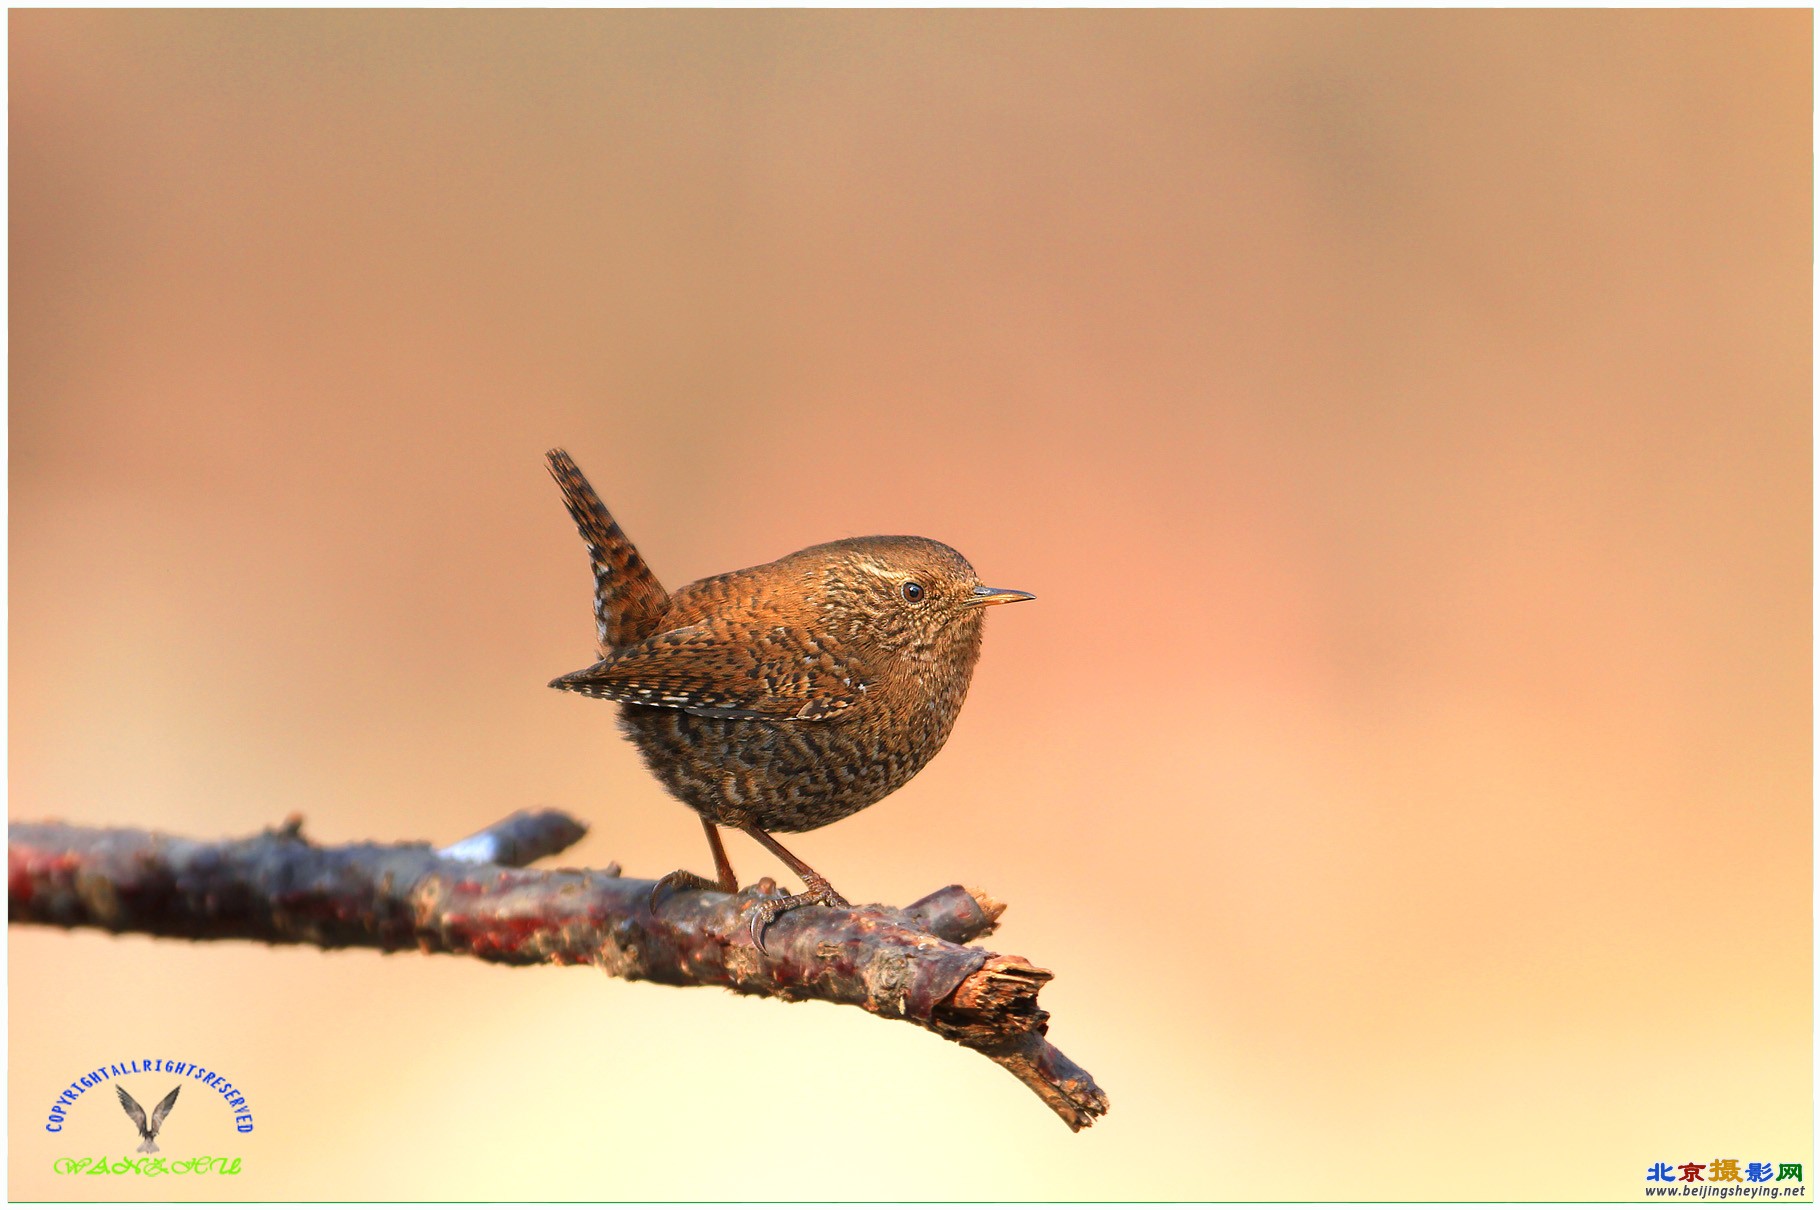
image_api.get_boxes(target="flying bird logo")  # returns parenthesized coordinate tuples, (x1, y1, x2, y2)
(114, 1084, 180, 1154)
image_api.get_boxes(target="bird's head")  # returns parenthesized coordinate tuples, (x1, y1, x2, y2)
(805, 536, 1034, 662)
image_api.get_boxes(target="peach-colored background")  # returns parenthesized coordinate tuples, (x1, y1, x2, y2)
(9, 10, 1810, 1201)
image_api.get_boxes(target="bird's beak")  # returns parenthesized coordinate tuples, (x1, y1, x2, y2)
(965, 585, 1036, 607)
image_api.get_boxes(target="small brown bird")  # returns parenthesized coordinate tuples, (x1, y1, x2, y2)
(545, 448, 1032, 948)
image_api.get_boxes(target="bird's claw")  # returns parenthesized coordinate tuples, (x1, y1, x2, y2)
(744, 881, 851, 954)
(648, 868, 723, 911)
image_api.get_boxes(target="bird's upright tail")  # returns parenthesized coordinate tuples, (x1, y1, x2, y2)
(546, 449, 670, 652)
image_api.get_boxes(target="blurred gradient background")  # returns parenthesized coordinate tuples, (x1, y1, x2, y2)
(9, 9, 1810, 1201)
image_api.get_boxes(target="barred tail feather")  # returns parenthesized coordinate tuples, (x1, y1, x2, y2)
(546, 448, 669, 651)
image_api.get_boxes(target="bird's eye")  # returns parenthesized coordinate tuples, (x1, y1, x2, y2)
(901, 581, 925, 603)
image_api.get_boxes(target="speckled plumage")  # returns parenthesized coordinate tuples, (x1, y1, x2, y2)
(545, 448, 1032, 944)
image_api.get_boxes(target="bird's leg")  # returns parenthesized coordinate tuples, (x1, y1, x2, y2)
(736, 824, 851, 952)
(648, 816, 740, 909)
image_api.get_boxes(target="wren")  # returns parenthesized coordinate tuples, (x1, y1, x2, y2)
(545, 448, 1033, 949)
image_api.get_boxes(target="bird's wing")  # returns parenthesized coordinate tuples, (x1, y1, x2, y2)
(115, 1086, 148, 1134)
(148, 1086, 180, 1132)
(550, 620, 865, 721)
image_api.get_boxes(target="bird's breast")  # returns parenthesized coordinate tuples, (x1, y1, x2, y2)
(617, 658, 976, 833)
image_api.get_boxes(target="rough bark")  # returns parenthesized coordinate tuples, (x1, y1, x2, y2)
(8, 811, 1108, 1130)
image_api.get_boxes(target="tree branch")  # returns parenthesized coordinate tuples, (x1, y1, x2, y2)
(435, 807, 596, 868)
(7, 813, 1108, 1130)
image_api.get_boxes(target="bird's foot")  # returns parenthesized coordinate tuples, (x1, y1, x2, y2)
(648, 868, 732, 911)
(743, 877, 851, 954)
